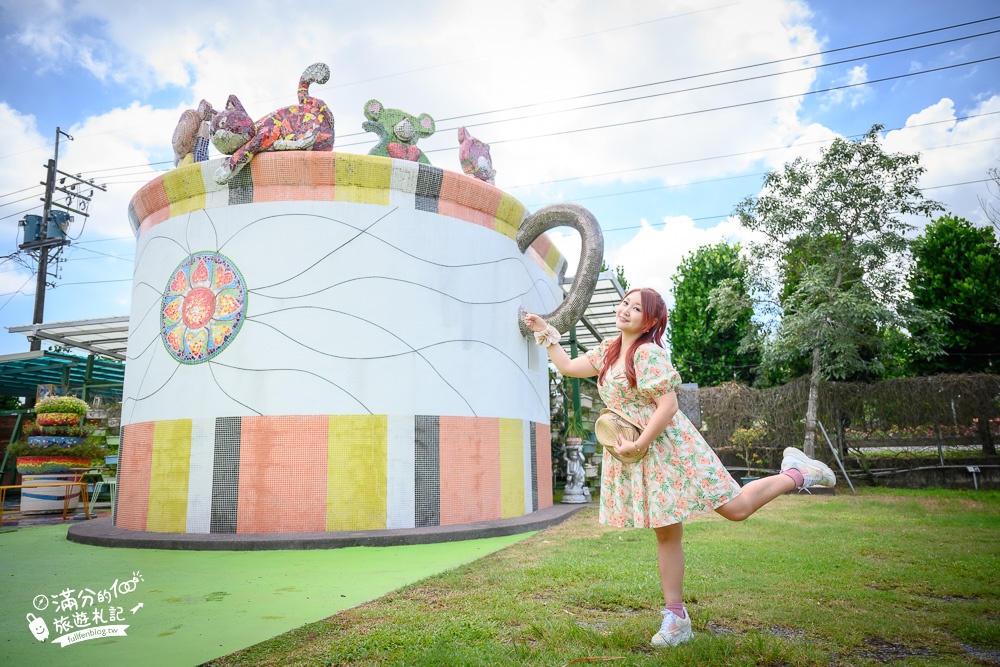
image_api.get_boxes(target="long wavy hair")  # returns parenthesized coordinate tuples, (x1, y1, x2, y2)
(598, 288, 668, 389)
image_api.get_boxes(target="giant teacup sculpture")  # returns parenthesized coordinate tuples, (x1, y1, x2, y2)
(113, 65, 602, 541)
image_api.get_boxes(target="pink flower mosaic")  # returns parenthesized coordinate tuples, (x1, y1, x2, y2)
(161, 252, 246, 363)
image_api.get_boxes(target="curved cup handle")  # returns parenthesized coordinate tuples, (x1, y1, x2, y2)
(517, 203, 604, 337)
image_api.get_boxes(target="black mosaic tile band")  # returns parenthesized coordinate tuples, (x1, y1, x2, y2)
(211, 416, 241, 533)
(530, 422, 539, 512)
(227, 166, 253, 206)
(414, 415, 440, 527)
(415, 163, 443, 213)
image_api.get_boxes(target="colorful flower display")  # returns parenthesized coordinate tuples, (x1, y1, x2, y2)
(161, 252, 246, 363)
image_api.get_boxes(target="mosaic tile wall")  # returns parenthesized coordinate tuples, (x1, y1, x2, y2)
(128, 152, 567, 280)
(115, 415, 552, 534)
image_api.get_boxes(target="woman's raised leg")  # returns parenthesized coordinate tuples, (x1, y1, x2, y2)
(714, 474, 795, 521)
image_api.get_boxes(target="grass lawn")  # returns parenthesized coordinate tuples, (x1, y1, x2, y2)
(210, 487, 1000, 666)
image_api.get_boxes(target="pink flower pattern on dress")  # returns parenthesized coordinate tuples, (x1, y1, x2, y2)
(584, 340, 741, 528)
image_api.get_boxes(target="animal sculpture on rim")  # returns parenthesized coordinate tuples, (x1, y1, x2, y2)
(171, 99, 216, 167)
(362, 99, 435, 164)
(457, 126, 495, 185)
(210, 63, 334, 184)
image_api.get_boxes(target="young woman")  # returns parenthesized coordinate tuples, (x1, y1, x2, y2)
(524, 287, 835, 648)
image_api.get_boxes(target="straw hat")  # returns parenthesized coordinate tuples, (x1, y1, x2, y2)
(594, 408, 645, 463)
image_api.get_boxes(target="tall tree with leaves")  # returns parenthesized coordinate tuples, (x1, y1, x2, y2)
(668, 242, 759, 386)
(909, 215, 1000, 374)
(713, 125, 944, 456)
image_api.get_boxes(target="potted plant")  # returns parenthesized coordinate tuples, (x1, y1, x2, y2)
(565, 414, 587, 446)
(11, 396, 108, 513)
(732, 425, 768, 486)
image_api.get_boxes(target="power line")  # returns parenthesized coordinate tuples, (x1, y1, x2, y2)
(0, 192, 44, 208)
(304, 2, 743, 97)
(0, 206, 38, 222)
(54, 278, 132, 287)
(0, 272, 36, 313)
(590, 178, 994, 234)
(506, 111, 1000, 190)
(419, 54, 1000, 154)
(338, 25, 1000, 141)
(524, 136, 1000, 207)
(0, 183, 43, 201)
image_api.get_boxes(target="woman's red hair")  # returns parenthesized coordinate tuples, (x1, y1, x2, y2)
(598, 288, 668, 389)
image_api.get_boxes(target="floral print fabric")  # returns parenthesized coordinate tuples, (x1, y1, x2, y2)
(584, 339, 741, 528)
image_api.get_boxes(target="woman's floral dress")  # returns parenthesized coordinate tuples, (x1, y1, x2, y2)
(585, 339, 741, 528)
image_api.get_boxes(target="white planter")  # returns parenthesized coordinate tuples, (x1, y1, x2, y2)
(20, 474, 82, 514)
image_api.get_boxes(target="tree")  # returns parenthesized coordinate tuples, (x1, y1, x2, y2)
(668, 242, 759, 386)
(909, 214, 1000, 374)
(713, 125, 944, 456)
(600, 260, 630, 292)
(980, 163, 1000, 233)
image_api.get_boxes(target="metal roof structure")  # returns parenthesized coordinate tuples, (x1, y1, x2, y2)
(7, 316, 129, 361)
(0, 350, 125, 400)
(559, 271, 627, 356)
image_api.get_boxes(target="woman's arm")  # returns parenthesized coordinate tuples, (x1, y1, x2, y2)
(523, 313, 599, 379)
(613, 391, 678, 460)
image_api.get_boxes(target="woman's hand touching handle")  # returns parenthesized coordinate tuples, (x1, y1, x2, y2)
(523, 313, 549, 333)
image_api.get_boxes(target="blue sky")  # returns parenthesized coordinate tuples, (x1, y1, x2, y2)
(0, 0, 998, 357)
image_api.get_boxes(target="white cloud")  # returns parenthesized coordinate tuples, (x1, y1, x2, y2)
(822, 64, 871, 109)
(599, 215, 763, 309)
(883, 95, 1000, 226)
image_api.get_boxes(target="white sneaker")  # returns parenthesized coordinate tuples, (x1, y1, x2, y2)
(781, 447, 836, 488)
(651, 609, 693, 647)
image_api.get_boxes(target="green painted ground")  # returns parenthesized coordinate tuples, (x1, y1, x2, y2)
(0, 525, 533, 666)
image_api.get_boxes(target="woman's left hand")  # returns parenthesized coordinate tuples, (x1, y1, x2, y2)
(614, 433, 644, 459)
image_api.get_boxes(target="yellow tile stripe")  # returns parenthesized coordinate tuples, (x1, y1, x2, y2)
(164, 163, 207, 217)
(147, 419, 192, 533)
(499, 418, 525, 519)
(335, 153, 391, 205)
(327, 415, 387, 530)
(494, 193, 525, 241)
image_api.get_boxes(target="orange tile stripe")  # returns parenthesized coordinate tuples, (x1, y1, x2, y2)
(238, 415, 329, 534)
(115, 422, 154, 531)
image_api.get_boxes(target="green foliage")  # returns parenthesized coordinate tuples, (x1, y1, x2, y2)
(22, 421, 95, 437)
(908, 214, 1000, 374)
(669, 242, 760, 386)
(720, 125, 945, 382)
(0, 395, 22, 410)
(564, 413, 587, 440)
(35, 395, 90, 415)
(731, 425, 768, 471)
(8, 437, 108, 460)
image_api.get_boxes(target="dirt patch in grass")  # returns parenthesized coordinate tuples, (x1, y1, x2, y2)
(962, 643, 1000, 665)
(853, 637, 936, 663)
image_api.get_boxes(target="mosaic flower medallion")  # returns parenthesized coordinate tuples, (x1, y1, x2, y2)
(161, 252, 246, 363)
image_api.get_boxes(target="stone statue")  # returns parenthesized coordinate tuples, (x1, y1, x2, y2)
(172, 99, 216, 167)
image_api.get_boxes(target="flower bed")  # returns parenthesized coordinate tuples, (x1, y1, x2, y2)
(16, 456, 92, 474)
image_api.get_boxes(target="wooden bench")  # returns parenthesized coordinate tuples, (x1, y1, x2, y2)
(0, 480, 90, 527)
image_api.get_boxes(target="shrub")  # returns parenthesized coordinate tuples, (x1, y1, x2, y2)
(34, 396, 89, 415)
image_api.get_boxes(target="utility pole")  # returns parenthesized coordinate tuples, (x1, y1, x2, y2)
(19, 126, 106, 352)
